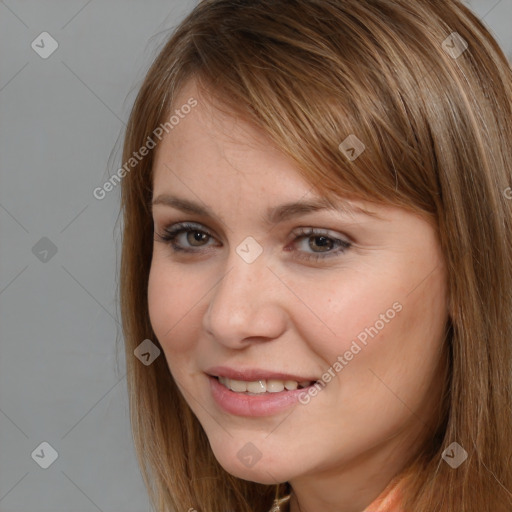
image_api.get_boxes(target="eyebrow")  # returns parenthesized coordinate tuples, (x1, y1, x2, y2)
(151, 194, 381, 225)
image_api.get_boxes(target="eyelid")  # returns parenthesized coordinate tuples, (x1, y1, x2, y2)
(155, 221, 349, 245)
(155, 218, 352, 239)
(155, 221, 352, 262)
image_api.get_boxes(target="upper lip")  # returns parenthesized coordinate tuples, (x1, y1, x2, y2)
(205, 365, 318, 382)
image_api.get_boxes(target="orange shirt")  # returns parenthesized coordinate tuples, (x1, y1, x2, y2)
(362, 478, 403, 512)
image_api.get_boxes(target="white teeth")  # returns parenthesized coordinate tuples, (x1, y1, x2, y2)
(217, 376, 313, 393)
(229, 379, 247, 392)
(246, 380, 266, 393)
(267, 380, 285, 393)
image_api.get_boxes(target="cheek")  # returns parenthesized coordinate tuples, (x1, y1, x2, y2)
(296, 265, 447, 399)
(293, 269, 403, 363)
(344, 287, 447, 425)
(147, 260, 200, 355)
(147, 261, 169, 339)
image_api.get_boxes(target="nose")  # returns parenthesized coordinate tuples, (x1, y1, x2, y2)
(202, 249, 288, 349)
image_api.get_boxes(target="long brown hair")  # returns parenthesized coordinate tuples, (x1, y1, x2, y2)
(118, 1, 512, 510)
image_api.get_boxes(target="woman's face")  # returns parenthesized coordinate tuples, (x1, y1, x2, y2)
(148, 81, 449, 488)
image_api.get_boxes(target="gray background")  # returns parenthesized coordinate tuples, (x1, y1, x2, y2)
(0, 1, 510, 511)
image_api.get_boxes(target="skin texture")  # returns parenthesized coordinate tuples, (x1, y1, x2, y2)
(148, 80, 450, 512)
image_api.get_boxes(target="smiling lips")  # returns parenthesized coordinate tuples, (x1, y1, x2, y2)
(206, 366, 320, 416)
(208, 375, 318, 416)
(217, 376, 314, 393)
(206, 365, 318, 393)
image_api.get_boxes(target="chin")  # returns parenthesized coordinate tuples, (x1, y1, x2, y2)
(211, 448, 293, 484)
(225, 465, 288, 485)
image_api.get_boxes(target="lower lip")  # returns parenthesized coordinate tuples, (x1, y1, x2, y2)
(208, 375, 316, 417)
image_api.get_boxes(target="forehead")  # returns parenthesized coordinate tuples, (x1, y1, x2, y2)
(153, 85, 311, 194)
(155, 84, 284, 169)
(151, 79, 384, 223)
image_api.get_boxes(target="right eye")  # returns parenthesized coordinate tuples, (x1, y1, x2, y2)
(154, 222, 218, 252)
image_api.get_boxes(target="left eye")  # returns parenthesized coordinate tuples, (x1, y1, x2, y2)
(154, 223, 352, 261)
(294, 231, 341, 253)
(289, 227, 352, 260)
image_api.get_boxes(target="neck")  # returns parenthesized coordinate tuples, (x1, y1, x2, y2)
(286, 423, 421, 512)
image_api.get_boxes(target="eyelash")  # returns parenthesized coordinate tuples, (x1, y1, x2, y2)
(154, 222, 352, 262)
